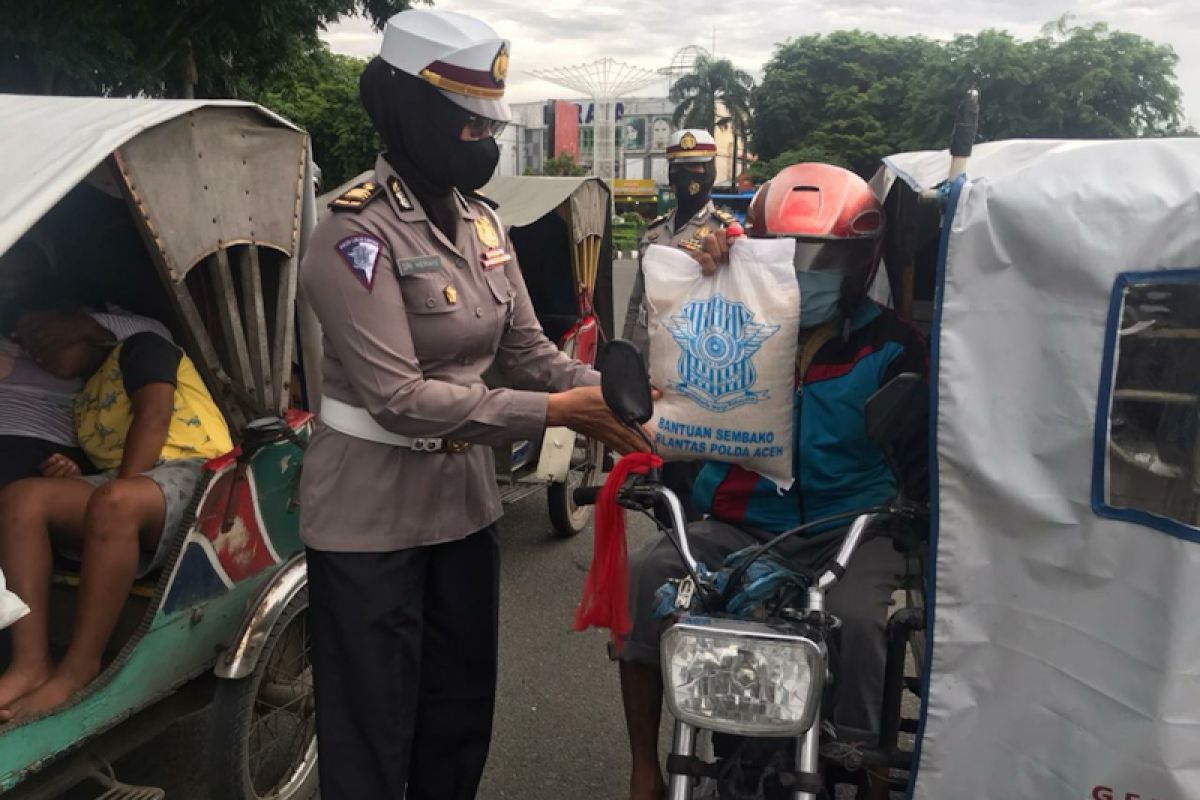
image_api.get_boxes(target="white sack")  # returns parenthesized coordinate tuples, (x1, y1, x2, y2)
(643, 239, 799, 491)
(0, 567, 30, 631)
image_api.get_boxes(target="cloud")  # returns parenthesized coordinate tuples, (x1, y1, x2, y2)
(323, 0, 1198, 121)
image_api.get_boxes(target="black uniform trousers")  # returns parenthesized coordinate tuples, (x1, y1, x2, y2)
(307, 526, 500, 800)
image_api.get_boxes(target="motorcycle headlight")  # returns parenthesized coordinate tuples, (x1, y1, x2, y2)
(660, 616, 824, 737)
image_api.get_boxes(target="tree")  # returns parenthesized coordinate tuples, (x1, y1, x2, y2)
(752, 31, 941, 176)
(902, 21, 1186, 147)
(671, 56, 756, 182)
(248, 45, 379, 189)
(752, 22, 1188, 179)
(524, 153, 587, 177)
(0, 0, 418, 99)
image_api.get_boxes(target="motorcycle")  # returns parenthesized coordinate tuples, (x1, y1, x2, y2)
(575, 340, 929, 799)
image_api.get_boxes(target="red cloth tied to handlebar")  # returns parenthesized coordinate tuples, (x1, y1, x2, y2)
(573, 451, 663, 652)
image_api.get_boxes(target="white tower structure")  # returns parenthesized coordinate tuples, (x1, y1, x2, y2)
(531, 58, 659, 180)
(658, 45, 711, 97)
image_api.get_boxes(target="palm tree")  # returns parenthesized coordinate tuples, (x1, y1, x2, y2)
(670, 56, 756, 184)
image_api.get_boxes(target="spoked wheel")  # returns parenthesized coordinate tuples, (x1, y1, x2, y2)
(211, 588, 318, 799)
(547, 436, 605, 538)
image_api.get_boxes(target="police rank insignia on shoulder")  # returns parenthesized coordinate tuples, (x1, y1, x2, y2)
(387, 176, 413, 211)
(329, 181, 382, 212)
(713, 209, 735, 226)
(335, 234, 384, 291)
(474, 216, 500, 249)
(677, 225, 711, 253)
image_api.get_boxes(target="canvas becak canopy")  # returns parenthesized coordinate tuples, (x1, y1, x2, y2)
(0, 94, 308, 265)
(888, 138, 1200, 799)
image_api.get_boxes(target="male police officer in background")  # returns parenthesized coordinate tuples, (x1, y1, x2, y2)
(623, 128, 736, 520)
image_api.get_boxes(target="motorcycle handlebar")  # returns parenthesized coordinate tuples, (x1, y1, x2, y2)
(570, 482, 701, 577)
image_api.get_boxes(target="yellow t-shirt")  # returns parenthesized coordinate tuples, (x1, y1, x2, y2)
(74, 334, 233, 471)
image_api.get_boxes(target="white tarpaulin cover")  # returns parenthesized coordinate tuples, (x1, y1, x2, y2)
(902, 138, 1200, 799)
(0, 94, 302, 262)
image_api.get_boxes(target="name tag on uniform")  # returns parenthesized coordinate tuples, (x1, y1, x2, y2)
(394, 255, 442, 277)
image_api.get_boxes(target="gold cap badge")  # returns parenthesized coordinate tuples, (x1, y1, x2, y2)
(491, 44, 510, 85)
(680, 132, 697, 150)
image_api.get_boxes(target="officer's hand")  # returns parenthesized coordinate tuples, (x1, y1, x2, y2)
(690, 229, 732, 276)
(547, 386, 657, 455)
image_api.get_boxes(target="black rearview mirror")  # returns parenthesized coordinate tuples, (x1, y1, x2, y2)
(598, 340, 653, 426)
(865, 372, 926, 453)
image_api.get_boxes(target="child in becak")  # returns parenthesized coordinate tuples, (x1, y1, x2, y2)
(0, 309, 231, 722)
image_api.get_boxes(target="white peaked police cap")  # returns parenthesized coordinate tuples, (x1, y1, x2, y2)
(379, 9, 512, 123)
(666, 129, 717, 163)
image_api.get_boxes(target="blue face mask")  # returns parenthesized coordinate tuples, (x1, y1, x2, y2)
(797, 270, 844, 326)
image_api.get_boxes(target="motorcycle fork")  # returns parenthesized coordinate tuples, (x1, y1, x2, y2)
(791, 583, 827, 800)
(667, 719, 698, 800)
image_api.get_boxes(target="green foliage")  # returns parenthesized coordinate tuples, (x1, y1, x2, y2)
(525, 153, 588, 177)
(0, 0, 417, 98)
(612, 217, 645, 251)
(747, 145, 840, 183)
(248, 45, 379, 189)
(752, 21, 1188, 178)
(671, 56, 756, 177)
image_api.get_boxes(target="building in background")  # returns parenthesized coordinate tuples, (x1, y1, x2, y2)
(507, 97, 737, 186)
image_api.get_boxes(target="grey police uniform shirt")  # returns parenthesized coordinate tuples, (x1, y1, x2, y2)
(299, 155, 598, 552)
(621, 201, 734, 357)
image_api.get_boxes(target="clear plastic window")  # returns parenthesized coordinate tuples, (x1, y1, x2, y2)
(1100, 277, 1200, 534)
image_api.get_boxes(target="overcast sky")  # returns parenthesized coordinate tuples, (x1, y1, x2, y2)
(322, 0, 1199, 125)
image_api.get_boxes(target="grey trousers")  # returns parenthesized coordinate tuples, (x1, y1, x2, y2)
(618, 520, 903, 740)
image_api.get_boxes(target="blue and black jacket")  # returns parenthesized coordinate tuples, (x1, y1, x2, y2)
(692, 300, 929, 534)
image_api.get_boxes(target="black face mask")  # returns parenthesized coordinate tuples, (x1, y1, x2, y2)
(427, 136, 501, 193)
(670, 162, 716, 222)
(359, 58, 500, 233)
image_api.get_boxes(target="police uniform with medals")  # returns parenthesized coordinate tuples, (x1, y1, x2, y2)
(622, 129, 735, 356)
(621, 129, 731, 523)
(298, 11, 598, 799)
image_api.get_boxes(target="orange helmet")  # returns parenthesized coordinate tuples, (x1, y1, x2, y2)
(748, 164, 884, 304)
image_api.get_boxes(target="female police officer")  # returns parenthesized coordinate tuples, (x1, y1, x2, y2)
(298, 10, 645, 799)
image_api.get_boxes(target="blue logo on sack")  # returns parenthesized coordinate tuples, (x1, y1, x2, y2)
(663, 296, 779, 412)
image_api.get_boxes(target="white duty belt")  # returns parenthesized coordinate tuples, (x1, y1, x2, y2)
(319, 395, 470, 453)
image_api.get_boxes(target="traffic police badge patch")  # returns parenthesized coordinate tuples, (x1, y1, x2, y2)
(663, 296, 779, 412)
(335, 234, 384, 291)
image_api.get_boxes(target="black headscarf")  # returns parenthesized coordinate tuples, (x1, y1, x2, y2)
(359, 57, 500, 239)
(669, 161, 717, 228)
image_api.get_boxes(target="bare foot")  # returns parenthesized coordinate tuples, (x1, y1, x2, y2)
(0, 666, 95, 723)
(0, 661, 54, 713)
